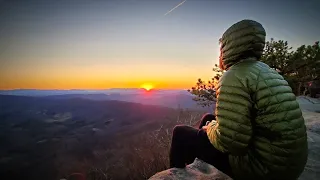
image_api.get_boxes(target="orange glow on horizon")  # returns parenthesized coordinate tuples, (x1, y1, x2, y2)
(0, 58, 217, 90)
(0, 79, 200, 90)
(140, 83, 154, 91)
(0, 67, 216, 90)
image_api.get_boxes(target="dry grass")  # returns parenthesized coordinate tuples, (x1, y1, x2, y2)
(86, 109, 203, 180)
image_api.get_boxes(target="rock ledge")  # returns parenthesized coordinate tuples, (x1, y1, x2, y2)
(149, 158, 232, 180)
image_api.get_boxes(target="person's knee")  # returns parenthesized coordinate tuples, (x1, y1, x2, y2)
(172, 125, 194, 139)
(202, 113, 215, 121)
(202, 113, 214, 118)
(172, 125, 186, 135)
(203, 113, 213, 116)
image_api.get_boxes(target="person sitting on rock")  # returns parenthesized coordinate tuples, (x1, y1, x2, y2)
(169, 19, 308, 180)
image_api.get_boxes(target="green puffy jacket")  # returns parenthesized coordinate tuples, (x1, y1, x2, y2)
(206, 20, 308, 180)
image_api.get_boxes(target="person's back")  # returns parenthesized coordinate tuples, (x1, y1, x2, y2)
(206, 20, 308, 179)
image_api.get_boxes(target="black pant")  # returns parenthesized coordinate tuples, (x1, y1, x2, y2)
(169, 113, 233, 177)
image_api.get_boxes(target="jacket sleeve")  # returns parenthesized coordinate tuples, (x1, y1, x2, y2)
(207, 71, 253, 156)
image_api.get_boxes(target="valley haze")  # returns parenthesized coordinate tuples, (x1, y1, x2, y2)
(0, 89, 213, 111)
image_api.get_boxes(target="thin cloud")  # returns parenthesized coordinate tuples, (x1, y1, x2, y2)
(164, 0, 187, 16)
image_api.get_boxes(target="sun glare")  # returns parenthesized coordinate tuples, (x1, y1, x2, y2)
(141, 83, 154, 91)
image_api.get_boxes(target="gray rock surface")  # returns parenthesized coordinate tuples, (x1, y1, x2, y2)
(150, 97, 320, 180)
(149, 158, 232, 180)
(297, 96, 320, 112)
(299, 110, 320, 180)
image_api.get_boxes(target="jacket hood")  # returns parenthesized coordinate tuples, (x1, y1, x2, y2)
(219, 19, 266, 70)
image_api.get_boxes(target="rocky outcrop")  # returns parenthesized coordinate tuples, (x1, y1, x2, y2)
(299, 110, 320, 180)
(150, 110, 320, 180)
(149, 158, 232, 180)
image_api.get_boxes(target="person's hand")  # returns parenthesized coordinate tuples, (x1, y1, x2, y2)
(202, 125, 208, 132)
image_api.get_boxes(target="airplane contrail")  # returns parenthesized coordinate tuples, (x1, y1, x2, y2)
(164, 0, 187, 16)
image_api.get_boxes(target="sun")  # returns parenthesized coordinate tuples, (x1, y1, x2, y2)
(141, 83, 154, 91)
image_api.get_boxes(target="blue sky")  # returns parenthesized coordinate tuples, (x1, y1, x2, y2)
(0, 0, 319, 89)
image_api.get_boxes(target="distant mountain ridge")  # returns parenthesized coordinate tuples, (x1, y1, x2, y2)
(0, 89, 190, 96)
(0, 89, 213, 111)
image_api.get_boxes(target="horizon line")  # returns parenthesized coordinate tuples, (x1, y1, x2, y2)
(0, 88, 189, 91)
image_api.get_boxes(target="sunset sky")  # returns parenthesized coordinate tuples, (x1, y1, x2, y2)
(0, 0, 319, 90)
